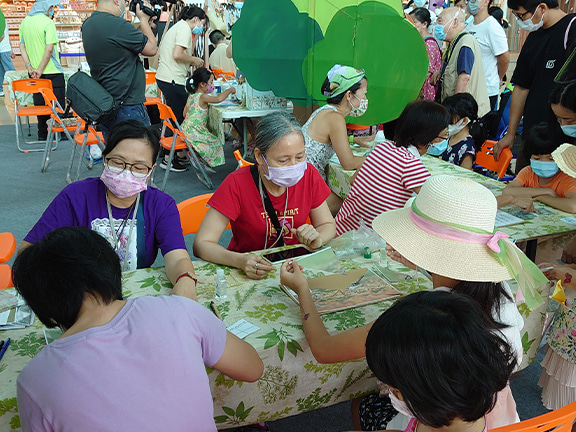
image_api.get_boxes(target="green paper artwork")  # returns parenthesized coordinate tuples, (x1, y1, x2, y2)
(233, 0, 429, 124)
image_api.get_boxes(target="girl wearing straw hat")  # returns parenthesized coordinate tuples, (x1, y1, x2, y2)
(536, 142, 576, 414)
(280, 174, 548, 431)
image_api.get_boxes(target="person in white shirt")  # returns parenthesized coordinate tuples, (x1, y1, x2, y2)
(209, 29, 236, 74)
(465, 0, 510, 110)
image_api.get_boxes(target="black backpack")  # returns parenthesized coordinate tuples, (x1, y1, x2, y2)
(66, 71, 117, 124)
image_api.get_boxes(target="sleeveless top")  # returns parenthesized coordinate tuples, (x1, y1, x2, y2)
(303, 104, 339, 181)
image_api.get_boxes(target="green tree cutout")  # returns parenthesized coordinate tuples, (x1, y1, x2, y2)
(234, 0, 324, 105)
(214, 401, 255, 425)
(245, 303, 288, 323)
(257, 327, 303, 361)
(136, 273, 171, 292)
(257, 365, 299, 404)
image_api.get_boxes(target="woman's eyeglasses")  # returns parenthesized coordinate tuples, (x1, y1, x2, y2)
(105, 157, 153, 178)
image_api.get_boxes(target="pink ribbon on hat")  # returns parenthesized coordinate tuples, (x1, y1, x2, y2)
(409, 209, 509, 253)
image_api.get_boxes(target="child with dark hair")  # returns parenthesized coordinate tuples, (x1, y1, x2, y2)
(501, 122, 576, 213)
(364, 290, 517, 432)
(181, 67, 236, 168)
(435, 92, 487, 169)
(550, 80, 576, 144)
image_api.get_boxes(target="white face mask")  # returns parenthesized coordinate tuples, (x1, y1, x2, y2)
(262, 155, 307, 188)
(448, 117, 470, 136)
(389, 390, 417, 418)
(517, 9, 544, 32)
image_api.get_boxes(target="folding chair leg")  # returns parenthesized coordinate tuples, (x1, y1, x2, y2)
(41, 123, 54, 172)
(75, 134, 90, 183)
(161, 144, 177, 191)
(186, 143, 213, 190)
(16, 115, 48, 152)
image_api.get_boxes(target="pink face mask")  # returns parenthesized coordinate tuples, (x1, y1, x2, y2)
(100, 165, 149, 199)
(206, 84, 216, 93)
(262, 155, 307, 187)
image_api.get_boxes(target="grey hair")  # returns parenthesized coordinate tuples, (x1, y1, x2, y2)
(253, 111, 303, 155)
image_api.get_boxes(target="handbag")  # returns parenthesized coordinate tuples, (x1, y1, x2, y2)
(66, 71, 117, 124)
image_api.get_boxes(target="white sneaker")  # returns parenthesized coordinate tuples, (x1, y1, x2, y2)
(0, 91, 5, 97)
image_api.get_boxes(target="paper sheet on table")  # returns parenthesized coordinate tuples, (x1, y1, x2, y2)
(307, 268, 367, 290)
(0, 291, 18, 313)
(494, 210, 525, 227)
(227, 319, 260, 339)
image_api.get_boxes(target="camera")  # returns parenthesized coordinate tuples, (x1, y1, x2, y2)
(129, 0, 175, 19)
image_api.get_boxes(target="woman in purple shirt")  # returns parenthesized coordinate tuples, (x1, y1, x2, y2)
(19, 120, 198, 300)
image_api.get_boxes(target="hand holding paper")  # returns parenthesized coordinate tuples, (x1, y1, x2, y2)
(280, 260, 308, 296)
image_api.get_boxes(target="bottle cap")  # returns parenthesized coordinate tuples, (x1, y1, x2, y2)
(363, 246, 372, 259)
(216, 268, 225, 277)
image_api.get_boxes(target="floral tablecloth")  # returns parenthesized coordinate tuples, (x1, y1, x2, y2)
(0, 248, 551, 430)
(329, 152, 576, 245)
(5, 70, 159, 108)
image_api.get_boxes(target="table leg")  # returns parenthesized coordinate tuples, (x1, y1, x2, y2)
(526, 239, 538, 262)
(243, 118, 248, 158)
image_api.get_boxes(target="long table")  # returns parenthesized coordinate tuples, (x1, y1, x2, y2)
(208, 102, 294, 157)
(0, 247, 552, 430)
(0, 253, 421, 430)
(328, 150, 576, 261)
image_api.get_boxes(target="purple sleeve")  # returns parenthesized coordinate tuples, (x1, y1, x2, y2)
(17, 383, 54, 432)
(457, 47, 474, 75)
(148, 190, 186, 257)
(24, 188, 78, 244)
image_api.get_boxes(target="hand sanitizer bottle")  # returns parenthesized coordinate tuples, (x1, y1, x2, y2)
(215, 268, 227, 300)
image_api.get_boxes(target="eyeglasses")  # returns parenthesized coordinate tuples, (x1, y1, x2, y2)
(105, 157, 153, 178)
(512, 6, 536, 20)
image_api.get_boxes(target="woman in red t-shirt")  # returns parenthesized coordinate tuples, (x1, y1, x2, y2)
(193, 111, 336, 279)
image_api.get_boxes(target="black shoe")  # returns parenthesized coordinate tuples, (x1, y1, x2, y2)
(177, 154, 191, 166)
(159, 158, 188, 172)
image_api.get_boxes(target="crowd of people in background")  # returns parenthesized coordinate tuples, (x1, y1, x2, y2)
(8, 0, 576, 430)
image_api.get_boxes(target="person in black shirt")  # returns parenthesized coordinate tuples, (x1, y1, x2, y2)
(82, 0, 158, 142)
(493, 0, 576, 172)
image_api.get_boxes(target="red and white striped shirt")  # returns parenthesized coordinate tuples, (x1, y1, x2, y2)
(335, 140, 430, 235)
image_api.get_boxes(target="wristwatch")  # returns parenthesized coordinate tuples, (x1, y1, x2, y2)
(175, 271, 198, 286)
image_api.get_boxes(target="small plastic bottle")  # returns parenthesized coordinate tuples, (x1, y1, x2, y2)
(215, 268, 227, 300)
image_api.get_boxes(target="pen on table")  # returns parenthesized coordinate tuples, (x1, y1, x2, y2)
(0, 338, 10, 363)
(210, 301, 223, 320)
(0, 341, 4, 352)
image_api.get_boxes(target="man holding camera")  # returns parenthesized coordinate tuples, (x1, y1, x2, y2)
(82, 0, 158, 141)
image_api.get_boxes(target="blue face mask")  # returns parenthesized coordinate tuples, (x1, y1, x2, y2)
(467, 0, 480, 16)
(192, 24, 204, 35)
(48, 7, 54, 17)
(434, 15, 456, 42)
(414, 0, 427, 7)
(427, 139, 449, 156)
(465, 15, 474, 25)
(234, 2, 243, 9)
(561, 124, 576, 138)
(530, 159, 559, 178)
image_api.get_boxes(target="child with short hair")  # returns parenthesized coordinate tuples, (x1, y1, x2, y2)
(501, 122, 576, 213)
(363, 290, 517, 432)
(181, 67, 235, 168)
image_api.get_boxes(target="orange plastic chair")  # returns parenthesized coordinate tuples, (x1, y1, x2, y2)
(475, 140, 514, 180)
(38, 87, 78, 172)
(144, 71, 163, 106)
(153, 102, 213, 190)
(234, 150, 253, 168)
(12, 78, 54, 152)
(177, 194, 231, 235)
(0, 233, 17, 289)
(212, 68, 236, 80)
(66, 118, 105, 184)
(491, 400, 576, 432)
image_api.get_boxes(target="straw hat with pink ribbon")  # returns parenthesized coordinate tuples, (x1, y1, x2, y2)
(372, 175, 548, 310)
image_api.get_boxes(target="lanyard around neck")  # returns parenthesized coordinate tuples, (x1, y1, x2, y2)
(106, 192, 140, 271)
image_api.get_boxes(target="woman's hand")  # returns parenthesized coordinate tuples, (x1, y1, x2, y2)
(354, 134, 376, 148)
(386, 245, 417, 270)
(430, 70, 441, 85)
(241, 254, 274, 280)
(280, 259, 308, 296)
(292, 225, 322, 249)
(190, 56, 204, 68)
